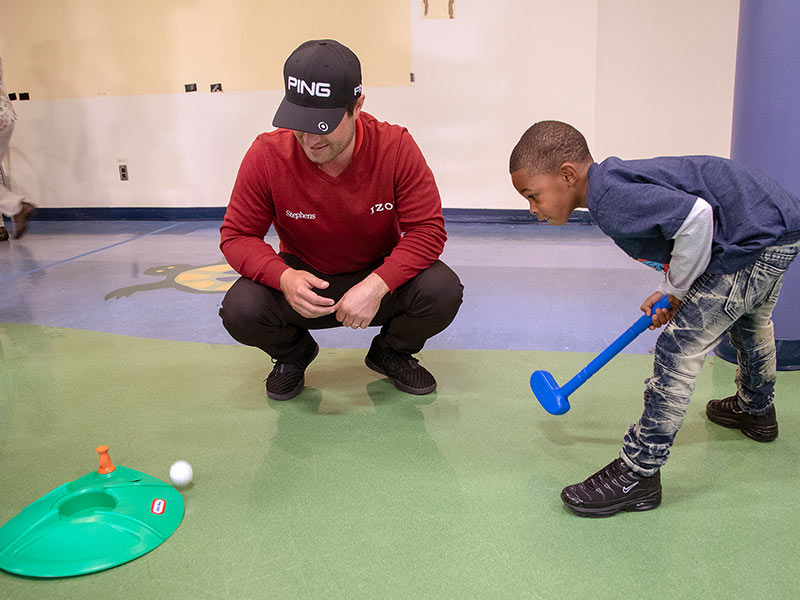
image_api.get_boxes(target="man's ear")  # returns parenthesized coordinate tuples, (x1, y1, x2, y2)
(353, 94, 366, 118)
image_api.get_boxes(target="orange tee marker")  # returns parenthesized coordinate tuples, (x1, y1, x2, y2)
(95, 445, 116, 474)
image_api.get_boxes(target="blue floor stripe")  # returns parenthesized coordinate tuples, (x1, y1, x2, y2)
(0, 222, 184, 285)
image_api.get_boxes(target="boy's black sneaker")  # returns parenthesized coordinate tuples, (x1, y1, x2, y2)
(266, 340, 319, 401)
(706, 395, 778, 442)
(561, 458, 662, 518)
(365, 336, 436, 395)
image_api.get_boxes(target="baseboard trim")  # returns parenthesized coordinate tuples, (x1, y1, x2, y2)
(30, 207, 227, 221)
(27, 207, 595, 225)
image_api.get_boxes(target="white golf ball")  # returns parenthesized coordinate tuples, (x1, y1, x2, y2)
(169, 460, 193, 487)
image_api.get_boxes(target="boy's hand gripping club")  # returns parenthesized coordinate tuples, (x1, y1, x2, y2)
(530, 295, 671, 415)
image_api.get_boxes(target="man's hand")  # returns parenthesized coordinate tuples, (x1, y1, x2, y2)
(641, 291, 681, 329)
(279, 268, 335, 318)
(335, 273, 390, 329)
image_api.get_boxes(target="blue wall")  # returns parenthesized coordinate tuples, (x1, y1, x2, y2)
(730, 0, 800, 350)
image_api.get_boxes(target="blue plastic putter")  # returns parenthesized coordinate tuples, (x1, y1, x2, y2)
(531, 295, 671, 415)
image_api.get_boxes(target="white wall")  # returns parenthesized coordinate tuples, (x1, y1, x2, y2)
(369, 0, 599, 210)
(595, 0, 739, 161)
(3, 1, 740, 211)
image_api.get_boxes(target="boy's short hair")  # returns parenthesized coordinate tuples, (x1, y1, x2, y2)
(509, 120, 593, 175)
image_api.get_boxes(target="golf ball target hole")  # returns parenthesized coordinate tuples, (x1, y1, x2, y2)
(169, 460, 193, 486)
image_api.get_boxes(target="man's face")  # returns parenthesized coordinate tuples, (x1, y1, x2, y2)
(293, 107, 358, 166)
(511, 168, 576, 225)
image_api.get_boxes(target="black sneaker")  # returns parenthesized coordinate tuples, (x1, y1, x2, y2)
(266, 340, 319, 401)
(365, 336, 436, 395)
(561, 458, 662, 518)
(706, 395, 778, 442)
(0, 226, 8, 242)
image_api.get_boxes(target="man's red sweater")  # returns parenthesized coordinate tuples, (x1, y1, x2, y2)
(220, 112, 447, 292)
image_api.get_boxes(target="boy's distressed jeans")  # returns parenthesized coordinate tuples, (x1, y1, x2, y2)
(622, 233, 800, 476)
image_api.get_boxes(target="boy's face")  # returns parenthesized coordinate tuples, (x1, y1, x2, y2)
(511, 166, 582, 225)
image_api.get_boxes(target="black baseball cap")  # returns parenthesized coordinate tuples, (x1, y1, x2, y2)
(272, 39, 363, 135)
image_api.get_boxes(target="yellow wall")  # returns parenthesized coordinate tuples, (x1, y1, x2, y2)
(0, 0, 411, 99)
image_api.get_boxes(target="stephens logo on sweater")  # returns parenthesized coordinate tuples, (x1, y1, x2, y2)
(286, 210, 316, 220)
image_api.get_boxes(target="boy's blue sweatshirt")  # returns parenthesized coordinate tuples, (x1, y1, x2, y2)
(586, 156, 800, 274)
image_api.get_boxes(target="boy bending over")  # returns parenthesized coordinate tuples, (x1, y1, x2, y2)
(510, 120, 800, 517)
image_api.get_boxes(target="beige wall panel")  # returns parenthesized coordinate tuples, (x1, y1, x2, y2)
(0, 0, 410, 99)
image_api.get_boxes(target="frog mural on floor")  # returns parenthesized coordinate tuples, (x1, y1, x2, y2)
(105, 260, 238, 299)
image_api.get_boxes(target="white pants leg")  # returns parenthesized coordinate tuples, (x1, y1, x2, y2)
(0, 122, 24, 217)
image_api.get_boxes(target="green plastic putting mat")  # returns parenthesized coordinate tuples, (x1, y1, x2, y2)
(0, 446, 184, 578)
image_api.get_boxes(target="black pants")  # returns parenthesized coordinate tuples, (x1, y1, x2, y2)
(219, 254, 463, 362)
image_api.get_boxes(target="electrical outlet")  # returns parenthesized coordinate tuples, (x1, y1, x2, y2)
(119, 165, 129, 181)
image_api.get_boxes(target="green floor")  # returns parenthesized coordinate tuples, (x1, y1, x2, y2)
(1, 323, 798, 599)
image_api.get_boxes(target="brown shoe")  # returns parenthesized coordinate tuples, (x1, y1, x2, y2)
(13, 201, 36, 239)
(0, 225, 8, 241)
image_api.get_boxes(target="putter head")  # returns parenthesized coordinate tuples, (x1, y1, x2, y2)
(530, 370, 571, 415)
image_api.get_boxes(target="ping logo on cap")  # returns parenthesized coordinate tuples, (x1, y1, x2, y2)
(288, 76, 331, 98)
(273, 39, 362, 134)
(150, 498, 166, 514)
